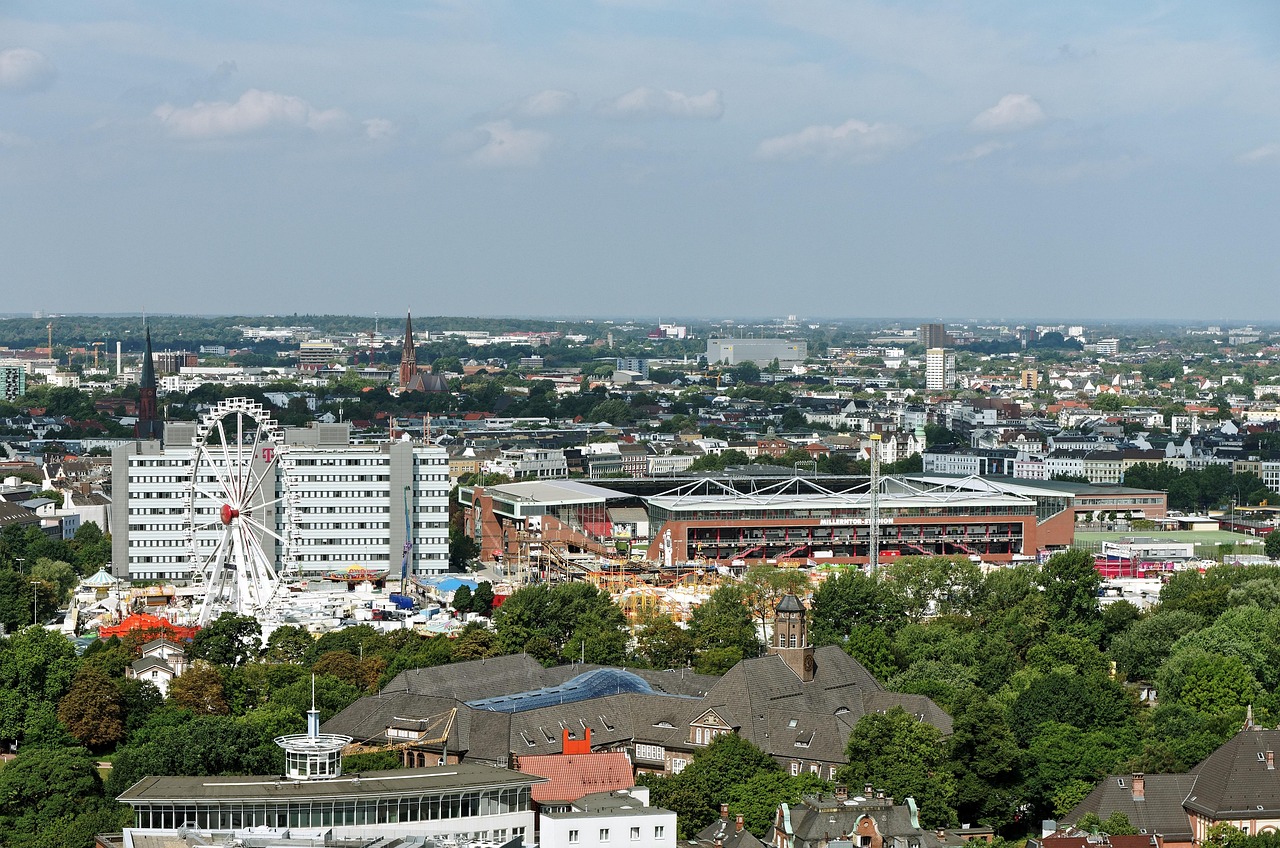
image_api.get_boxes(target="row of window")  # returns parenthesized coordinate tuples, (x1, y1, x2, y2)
(789, 761, 839, 780)
(131, 786, 530, 830)
(567, 826, 664, 843)
(295, 474, 391, 482)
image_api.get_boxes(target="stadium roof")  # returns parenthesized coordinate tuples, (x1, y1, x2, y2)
(646, 475, 1034, 513)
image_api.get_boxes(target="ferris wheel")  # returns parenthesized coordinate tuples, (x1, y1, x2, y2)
(185, 398, 296, 625)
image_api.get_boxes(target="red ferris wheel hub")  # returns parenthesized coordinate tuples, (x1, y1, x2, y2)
(220, 504, 239, 525)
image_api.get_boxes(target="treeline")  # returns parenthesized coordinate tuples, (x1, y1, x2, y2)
(10, 554, 1280, 845)
(1123, 462, 1276, 511)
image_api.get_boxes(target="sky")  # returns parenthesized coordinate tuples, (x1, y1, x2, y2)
(1, 1, 1278, 322)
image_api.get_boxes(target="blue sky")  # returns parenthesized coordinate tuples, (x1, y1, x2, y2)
(1, 1, 1277, 321)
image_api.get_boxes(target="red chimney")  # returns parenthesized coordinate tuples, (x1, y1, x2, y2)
(562, 726, 592, 755)
(1268, 752, 1275, 771)
(721, 804, 730, 819)
(736, 814, 745, 833)
(1132, 773, 1145, 801)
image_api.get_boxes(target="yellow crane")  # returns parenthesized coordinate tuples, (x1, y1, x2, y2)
(343, 707, 457, 767)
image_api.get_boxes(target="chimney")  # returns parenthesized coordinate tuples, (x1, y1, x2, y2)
(721, 804, 730, 820)
(864, 784, 874, 796)
(835, 785, 849, 801)
(1268, 751, 1275, 771)
(1132, 773, 1145, 801)
(736, 814, 745, 833)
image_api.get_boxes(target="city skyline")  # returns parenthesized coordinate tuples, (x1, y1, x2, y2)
(2, 2, 1277, 319)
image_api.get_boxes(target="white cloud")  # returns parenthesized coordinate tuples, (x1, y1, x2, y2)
(755, 119, 913, 163)
(951, 140, 1012, 162)
(505, 89, 577, 119)
(1236, 143, 1280, 165)
(152, 89, 348, 140)
(970, 94, 1047, 133)
(462, 120, 552, 168)
(0, 48, 56, 93)
(597, 87, 723, 120)
(363, 118, 396, 141)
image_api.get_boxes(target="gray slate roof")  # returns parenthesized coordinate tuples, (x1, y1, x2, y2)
(327, 647, 951, 771)
(1184, 728, 1280, 817)
(1063, 774, 1197, 841)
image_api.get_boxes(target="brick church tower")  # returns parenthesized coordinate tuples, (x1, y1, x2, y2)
(770, 593, 815, 681)
(398, 311, 418, 390)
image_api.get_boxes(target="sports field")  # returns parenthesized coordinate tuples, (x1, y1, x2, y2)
(1074, 529, 1261, 545)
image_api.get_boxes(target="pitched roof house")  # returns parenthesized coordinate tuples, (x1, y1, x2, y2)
(1064, 719, 1280, 848)
(324, 596, 950, 781)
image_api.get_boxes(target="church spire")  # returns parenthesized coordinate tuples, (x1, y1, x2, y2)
(135, 322, 162, 440)
(399, 310, 418, 390)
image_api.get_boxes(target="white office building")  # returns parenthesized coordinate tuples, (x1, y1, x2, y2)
(111, 420, 449, 582)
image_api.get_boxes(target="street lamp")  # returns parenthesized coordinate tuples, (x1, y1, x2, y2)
(14, 557, 24, 574)
(30, 581, 39, 627)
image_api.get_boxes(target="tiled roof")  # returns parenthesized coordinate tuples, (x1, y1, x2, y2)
(516, 752, 635, 803)
(694, 813, 769, 848)
(1184, 729, 1280, 817)
(1064, 774, 1197, 840)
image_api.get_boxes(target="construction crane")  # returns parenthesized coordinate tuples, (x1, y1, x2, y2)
(868, 432, 881, 578)
(343, 707, 457, 768)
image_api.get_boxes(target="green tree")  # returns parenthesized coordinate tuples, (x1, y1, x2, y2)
(1266, 531, 1280, 561)
(1038, 550, 1102, 634)
(471, 581, 496, 615)
(660, 733, 780, 837)
(587, 398, 634, 425)
(687, 585, 762, 674)
(809, 568, 906, 645)
(0, 746, 124, 848)
(452, 584, 474, 612)
(635, 615, 695, 669)
(493, 583, 628, 664)
(838, 707, 957, 828)
(948, 688, 1020, 828)
(1156, 650, 1259, 716)
(31, 558, 77, 603)
(188, 612, 262, 667)
(452, 622, 501, 661)
(884, 556, 982, 621)
(1008, 670, 1135, 745)
(1022, 721, 1137, 816)
(0, 624, 79, 741)
(1108, 610, 1204, 681)
(1077, 811, 1138, 835)
(724, 771, 830, 837)
(741, 565, 809, 634)
(265, 625, 314, 663)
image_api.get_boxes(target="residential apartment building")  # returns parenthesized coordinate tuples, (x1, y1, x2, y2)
(926, 348, 957, 391)
(485, 447, 569, 480)
(0, 363, 27, 400)
(919, 323, 950, 348)
(111, 420, 449, 582)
